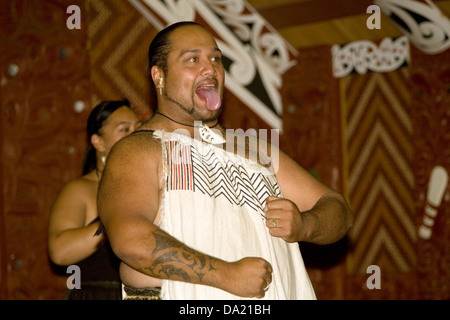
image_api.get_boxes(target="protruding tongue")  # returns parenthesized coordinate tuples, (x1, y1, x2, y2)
(197, 89, 221, 111)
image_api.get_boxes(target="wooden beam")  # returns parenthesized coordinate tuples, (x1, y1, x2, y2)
(253, 0, 375, 29)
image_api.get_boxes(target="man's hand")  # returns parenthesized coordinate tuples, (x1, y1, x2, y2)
(264, 196, 305, 243)
(219, 257, 273, 299)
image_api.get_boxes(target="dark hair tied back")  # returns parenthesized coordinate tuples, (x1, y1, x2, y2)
(82, 98, 131, 175)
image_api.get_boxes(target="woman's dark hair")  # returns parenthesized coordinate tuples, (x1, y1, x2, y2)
(147, 21, 206, 95)
(81, 98, 131, 175)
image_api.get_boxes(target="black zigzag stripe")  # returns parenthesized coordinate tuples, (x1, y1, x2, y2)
(190, 145, 281, 216)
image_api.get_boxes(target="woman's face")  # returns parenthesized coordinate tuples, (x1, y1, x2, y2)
(98, 106, 141, 156)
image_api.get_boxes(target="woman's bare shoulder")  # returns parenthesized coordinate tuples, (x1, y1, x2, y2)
(58, 173, 97, 195)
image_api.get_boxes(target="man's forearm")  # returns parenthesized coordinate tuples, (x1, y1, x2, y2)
(143, 230, 218, 283)
(117, 228, 222, 287)
(301, 192, 353, 245)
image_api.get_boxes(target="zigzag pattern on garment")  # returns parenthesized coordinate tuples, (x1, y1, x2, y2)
(167, 141, 281, 218)
(192, 145, 281, 218)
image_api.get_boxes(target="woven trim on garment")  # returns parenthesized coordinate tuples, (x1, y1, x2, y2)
(123, 285, 161, 300)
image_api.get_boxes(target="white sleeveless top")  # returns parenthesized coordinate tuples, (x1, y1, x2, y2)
(154, 130, 316, 300)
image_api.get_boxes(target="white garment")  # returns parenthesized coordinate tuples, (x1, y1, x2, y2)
(154, 130, 316, 300)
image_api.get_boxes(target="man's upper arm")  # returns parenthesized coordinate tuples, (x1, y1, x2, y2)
(98, 134, 161, 251)
(274, 148, 333, 212)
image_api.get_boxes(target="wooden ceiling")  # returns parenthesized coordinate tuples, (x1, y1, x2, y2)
(247, 0, 450, 49)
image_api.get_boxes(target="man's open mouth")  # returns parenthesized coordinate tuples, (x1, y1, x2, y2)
(196, 83, 221, 111)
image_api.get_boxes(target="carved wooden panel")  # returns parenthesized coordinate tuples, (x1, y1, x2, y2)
(88, 0, 155, 121)
(341, 68, 419, 299)
(0, 0, 90, 299)
(410, 46, 450, 300)
(281, 46, 348, 300)
(219, 91, 274, 132)
(281, 46, 342, 189)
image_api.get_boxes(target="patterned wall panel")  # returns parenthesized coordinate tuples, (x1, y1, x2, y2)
(341, 70, 418, 298)
(410, 46, 450, 300)
(281, 46, 347, 300)
(0, 0, 90, 299)
(88, 0, 156, 120)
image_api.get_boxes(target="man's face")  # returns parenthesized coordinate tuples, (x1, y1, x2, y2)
(164, 25, 225, 122)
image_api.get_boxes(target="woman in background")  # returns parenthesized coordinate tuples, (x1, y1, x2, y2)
(48, 99, 142, 299)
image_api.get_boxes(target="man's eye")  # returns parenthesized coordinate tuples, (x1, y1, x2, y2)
(188, 57, 198, 63)
(212, 56, 222, 63)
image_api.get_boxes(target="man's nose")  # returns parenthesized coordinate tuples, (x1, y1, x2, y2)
(200, 58, 216, 76)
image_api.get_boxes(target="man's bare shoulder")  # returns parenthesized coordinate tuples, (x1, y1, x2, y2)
(110, 129, 161, 158)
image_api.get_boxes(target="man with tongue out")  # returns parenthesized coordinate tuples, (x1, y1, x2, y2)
(98, 21, 353, 300)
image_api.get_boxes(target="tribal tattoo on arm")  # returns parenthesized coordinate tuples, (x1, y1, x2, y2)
(143, 231, 217, 283)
